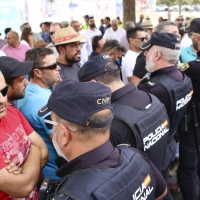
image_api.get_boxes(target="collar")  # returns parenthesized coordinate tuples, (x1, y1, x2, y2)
(111, 83, 136, 103)
(150, 65, 178, 77)
(56, 140, 116, 177)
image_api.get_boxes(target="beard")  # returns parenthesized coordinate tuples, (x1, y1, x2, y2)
(52, 128, 68, 161)
(145, 57, 155, 73)
(193, 41, 198, 51)
(90, 23, 96, 28)
(65, 52, 80, 66)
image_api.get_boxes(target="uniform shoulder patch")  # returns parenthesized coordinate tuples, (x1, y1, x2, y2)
(179, 63, 189, 71)
(147, 81, 156, 86)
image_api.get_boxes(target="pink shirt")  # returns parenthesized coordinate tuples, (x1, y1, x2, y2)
(2, 43, 31, 62)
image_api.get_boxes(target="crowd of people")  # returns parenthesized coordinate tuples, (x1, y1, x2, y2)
(0, 13, 200, 200)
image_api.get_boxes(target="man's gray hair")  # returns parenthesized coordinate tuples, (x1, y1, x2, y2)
(152, 45, 180, 64)
(111, 19, 118, 25)
(70, 20, 79, 26)
(124, 21, 135, 31)
(155, 21, 177, 32)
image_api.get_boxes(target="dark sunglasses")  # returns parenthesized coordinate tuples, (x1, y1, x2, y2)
(0, 86, 9, 97)
(50, 31, 55, 35)
(134, 37, 148, 42)
(36, 63, 57, 70)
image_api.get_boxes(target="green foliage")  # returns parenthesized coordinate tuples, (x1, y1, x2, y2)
(157, 0, 200, 5)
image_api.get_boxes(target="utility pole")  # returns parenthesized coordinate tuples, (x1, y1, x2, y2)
(123, 0, 136, 25)
(179, 0, 182, 15)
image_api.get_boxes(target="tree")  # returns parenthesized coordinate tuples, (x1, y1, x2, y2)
(123, 0, 136, 24)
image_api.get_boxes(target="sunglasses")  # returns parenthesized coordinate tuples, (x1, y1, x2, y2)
(0, 86, 9, 97)
(36, 63, 57, 70)
(44, 115, 77, 131)
(134, 37, 148, 42)
(50, 31, 55, 35)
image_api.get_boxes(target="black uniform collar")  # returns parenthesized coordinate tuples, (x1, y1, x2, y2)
(111, 83, 136, 103)
(150, 65, 177, 77)
(56, 140, 117, 177)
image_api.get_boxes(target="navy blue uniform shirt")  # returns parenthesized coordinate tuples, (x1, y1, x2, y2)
(56, 140, 166, 199)
(138, 65, 183, 113)
(110, 83, 151, 147)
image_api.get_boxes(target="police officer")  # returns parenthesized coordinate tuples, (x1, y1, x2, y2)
(138, 32, 193, 200)
(78, 54, 170, 172)
(38, 79, 167, 200)
(177, 19, 200, 200)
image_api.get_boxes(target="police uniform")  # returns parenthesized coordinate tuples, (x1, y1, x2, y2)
(177, 53, 200, 200)
(38, 80, 167, 200)
(51, 140, 166, 200)
(138, 32, 193, 200)
(78, 54, 170, 172)
(110, 83, 169, 171)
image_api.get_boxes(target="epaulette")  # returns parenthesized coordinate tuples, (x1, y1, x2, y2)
(147, 81, 156, 86)
(179, 63, 189, 71)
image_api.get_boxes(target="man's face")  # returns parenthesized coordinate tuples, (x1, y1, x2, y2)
(39, 54, 61, 88)
(63, 42, 81, 65)
(51, 112, 68, 160)
(140, 16, 144, 22)
(132, 31, 147, 51)
(112, 23, 118, 31)
(97, 38, 106, 53)
(164, 25, 180, 36)
(7, 76, 28, 102)
(42, 24, 49, 32)
(89, 18, 95, 28)
(6, 33, 16, 47)
(50, 25, 61, 43)
(108, 50, 123, 62)
(0, 72, 7, 119)
(190, 32, 199, 51)
(71, 22, 80, 33)
(145, 47, 156, 72)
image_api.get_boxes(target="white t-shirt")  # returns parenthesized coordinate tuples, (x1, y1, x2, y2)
(85, 28, 102, 55)
(0, 50, 6, 57)
(103, 27, 126, 43)
(120, 32, 130, 51)
(121, 50, 139, 84)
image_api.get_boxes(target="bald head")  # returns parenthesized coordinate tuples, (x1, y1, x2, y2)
(6, 31, 19, 47)
(111, 19, 118, 31)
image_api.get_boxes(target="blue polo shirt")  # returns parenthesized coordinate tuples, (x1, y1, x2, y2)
(18, 84, 60, 180)
(180, 45, 197, 63)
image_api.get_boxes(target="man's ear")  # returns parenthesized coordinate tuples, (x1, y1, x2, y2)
(33, 68, 42, 78)
(154, 51, 162, 61)
(58, 45, 66, 54)
(59, 124, 72, 148)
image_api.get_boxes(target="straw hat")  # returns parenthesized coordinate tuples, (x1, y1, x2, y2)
(142, 20, 153, 29)
(54, 27, 85, 46)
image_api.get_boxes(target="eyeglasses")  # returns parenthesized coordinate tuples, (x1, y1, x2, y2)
(188, 32, 200, 38)
(134, 36, 148, 42)
(0, 86, 9, 97)
(36, 63, 58, 70)
(44, 119, 77, 131)
(67, 43, 83, 49)
(50, 31, 55, 35)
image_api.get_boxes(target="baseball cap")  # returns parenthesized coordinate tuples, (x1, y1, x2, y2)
(38, 79, 113, 128)
(0, 56, 33, 80)
(60, 21, 69, 28)
(78, 54, 118, 82)
(140, 32, 181, 51)
(184, 18, 200, 33)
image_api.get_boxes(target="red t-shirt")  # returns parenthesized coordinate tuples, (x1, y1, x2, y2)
(0, 106, 37, 200)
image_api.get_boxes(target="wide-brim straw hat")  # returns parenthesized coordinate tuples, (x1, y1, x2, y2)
(54, 27, 85, 46)
(142, 20, 153, 29)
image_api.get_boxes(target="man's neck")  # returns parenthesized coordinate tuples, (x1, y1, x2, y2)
(30, 78, 50, 89)
(130, 46, 141, 54)
(11, 42, 20, 48)
(106, 80, 125, 93)
(7, 100, 13, 106)
(90, 27, 95, 31)
(192, 45, 198, 54)
(57, 55, 72, 66)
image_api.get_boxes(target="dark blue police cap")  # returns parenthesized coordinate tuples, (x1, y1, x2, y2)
(140, 32, 181, 51)
(78, 54, 118, 82)
(184, 18, 200, 33)
(38, 79, 113, 128)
